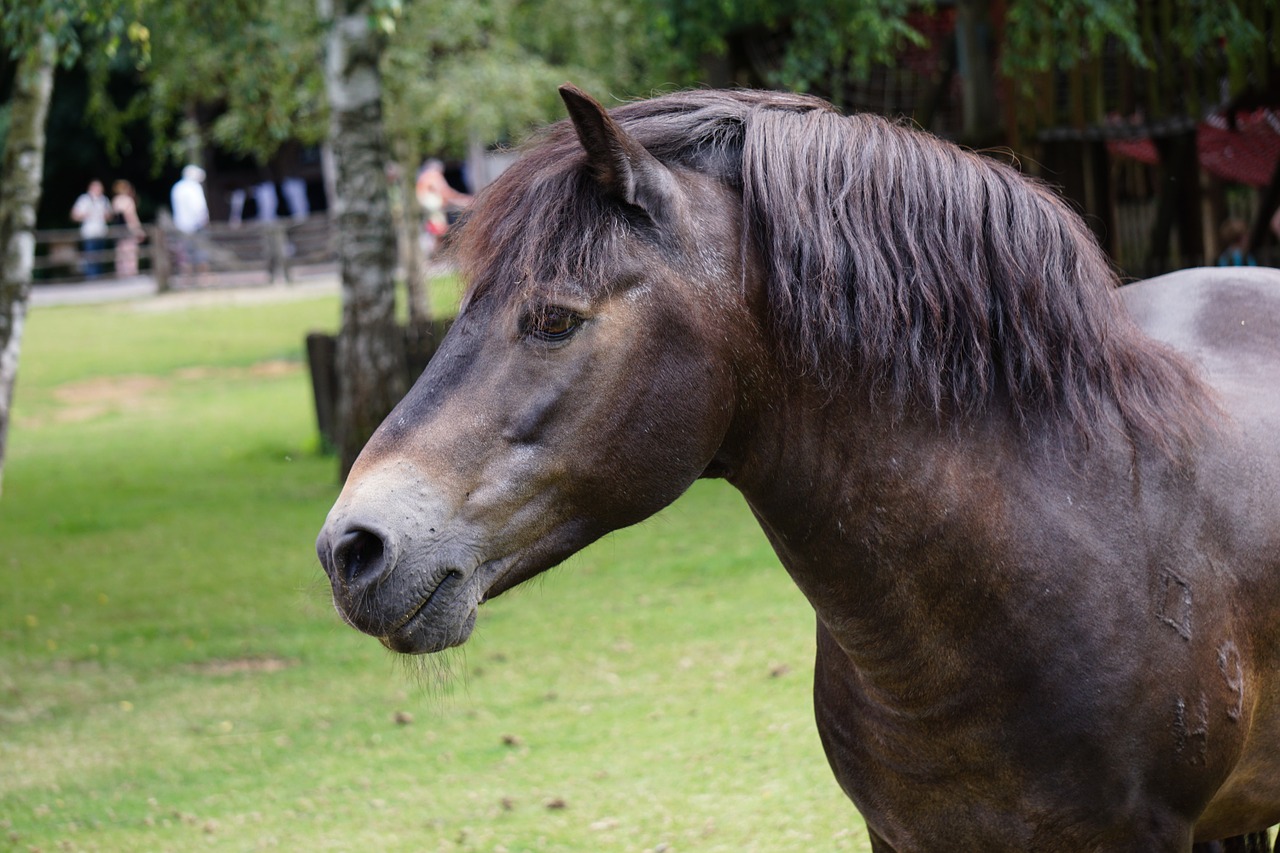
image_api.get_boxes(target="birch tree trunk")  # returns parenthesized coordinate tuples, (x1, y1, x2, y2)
(318, 0, 406, 479)
(0, 34, 56, 498)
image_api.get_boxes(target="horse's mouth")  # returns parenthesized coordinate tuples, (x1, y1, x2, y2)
(383, 571, 456, 629)
(376, 571, 474, 653)
(374, 558, 510, 654)
(341, 540, 568, 655)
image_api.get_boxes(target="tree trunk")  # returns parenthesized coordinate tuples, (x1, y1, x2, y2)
(0, 34, 56, 498)
(392, 137, 431, 325)
(318, 0, 405, 479)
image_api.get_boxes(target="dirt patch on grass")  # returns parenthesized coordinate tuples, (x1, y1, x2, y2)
(173, 360, 298, 382)
(190, 656, 297, 676)
(49, 375, 167, 424)
(31, 361, 302, 426)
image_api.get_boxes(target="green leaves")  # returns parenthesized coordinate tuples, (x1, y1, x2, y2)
(0, 0, 147, 68)
(779, 0, 926, 95)
(381, 0, 670, 159)
(1003, 0, 1266, 76)
(138, 0, 326, 166)
(17, 0, 1273, 176)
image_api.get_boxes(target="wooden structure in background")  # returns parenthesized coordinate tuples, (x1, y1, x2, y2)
(29, 214, 338, 290)
(722, 0, 1279, 278)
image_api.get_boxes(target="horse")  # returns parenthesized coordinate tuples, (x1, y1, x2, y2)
(316, 84, 1280, 851)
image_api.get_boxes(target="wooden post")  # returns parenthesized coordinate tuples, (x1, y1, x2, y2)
(265, 223, 289, 284)
(305, 332, 339, 453)
(282, 224, 294, 284)
(151, 221, 171, 293)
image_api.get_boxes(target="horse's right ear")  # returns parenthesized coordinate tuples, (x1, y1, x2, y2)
(559, 83, 677, 223)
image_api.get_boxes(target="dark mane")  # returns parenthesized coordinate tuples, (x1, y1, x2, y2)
(453, 89, 1212, 451)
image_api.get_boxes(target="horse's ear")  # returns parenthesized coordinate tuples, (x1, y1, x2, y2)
(559, 83, 677, 222)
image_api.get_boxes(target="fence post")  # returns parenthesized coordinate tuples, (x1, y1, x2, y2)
(305, 332, 338, 453)
(151, 218, 171, 292)
(265, 223, 290, 284)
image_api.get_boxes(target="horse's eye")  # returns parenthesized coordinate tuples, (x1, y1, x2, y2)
(524, 307, 582, 343)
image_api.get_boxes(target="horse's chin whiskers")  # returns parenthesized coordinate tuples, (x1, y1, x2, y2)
(394, 646, 470, 706)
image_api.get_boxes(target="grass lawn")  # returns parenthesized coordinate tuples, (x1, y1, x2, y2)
(0, 279, 872, 852)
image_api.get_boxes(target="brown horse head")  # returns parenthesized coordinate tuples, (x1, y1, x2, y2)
(316, 86, 765, 653)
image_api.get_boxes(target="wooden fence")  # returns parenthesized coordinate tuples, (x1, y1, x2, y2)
(32, 215, 336, 290)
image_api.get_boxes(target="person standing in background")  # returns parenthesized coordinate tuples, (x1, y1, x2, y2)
(110, 180, 146, 277)
(1217, 218, 1258, 267)
(281, 177, 310, 220)
(415, 159, 471, 256)
(70, 179, 112, 278)
(253, 181, 279, 223)
(170, 165, 210, 276)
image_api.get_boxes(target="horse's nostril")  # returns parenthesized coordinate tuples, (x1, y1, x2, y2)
(333, 528, 388, 586)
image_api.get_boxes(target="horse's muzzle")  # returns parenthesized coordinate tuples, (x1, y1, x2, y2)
(316, 499, 487, 653)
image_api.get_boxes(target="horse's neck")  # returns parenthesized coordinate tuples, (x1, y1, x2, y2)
(728, 393, 1102, 703)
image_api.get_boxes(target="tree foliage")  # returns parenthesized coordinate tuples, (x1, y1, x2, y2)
(1, 0, 147, 66)
(82, 0, 673, 168)
(642, 0, 1274, 119)
(11, 0, 1277, 181)
(653, 0, 926, 95)
(125, 0, 326, 166)
(381, 0, 671, 159)
(1002, 0, 1267, 78)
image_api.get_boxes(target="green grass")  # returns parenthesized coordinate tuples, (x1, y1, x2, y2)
(0, 280, 871, 852)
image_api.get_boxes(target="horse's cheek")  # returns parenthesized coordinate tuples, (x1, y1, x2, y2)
(624, 354, 732, 499)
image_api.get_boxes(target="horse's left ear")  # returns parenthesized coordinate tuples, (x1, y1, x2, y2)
(559, 84, 678, 223)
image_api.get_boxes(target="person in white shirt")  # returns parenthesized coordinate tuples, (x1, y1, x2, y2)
(170, 165, 210, 274)
(70, 179, 112, 278)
